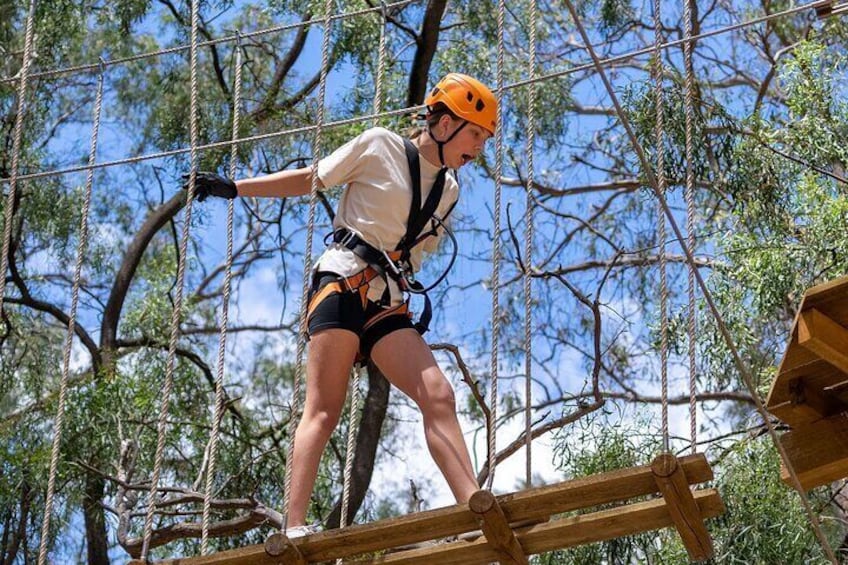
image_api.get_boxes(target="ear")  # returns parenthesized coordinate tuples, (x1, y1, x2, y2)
(438, 113, 455, 133)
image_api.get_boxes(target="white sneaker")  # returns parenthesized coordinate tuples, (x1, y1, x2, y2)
(285, 524, 321, 539)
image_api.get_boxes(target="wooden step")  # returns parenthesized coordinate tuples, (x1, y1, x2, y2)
(343, 489, 724, 565)
(778, 413, 848, 491)
(139, 453, 714, 565)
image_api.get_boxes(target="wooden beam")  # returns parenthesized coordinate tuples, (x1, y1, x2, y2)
(348, 490, 724, 564)
(798, 308, 848, 377)
(147, 454, 714, 565)
(486, 452, 712, 525)
(468, 490, 528, 564)
(801, 274, 848, 310)
(651, 454, 714, 562)
(778, 414, 848, 490)
(264, 532, 307, 564)
(814, 1, 848, 19)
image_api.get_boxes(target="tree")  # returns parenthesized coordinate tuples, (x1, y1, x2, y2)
(2, 0, 848, 563)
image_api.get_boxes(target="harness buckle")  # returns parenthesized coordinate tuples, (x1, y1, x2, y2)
(381, 249, 403, 277)
(338, 229, 358, 248)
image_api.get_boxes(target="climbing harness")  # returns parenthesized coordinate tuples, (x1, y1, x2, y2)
(321, 138, 458, 336)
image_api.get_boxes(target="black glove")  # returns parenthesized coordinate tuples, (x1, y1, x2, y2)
(183, 171, 237, 202)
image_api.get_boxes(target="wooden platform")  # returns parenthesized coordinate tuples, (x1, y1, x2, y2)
(813, 0, 848, 19)
(132, 453, 722, 564)
(767, 275, 848, 490)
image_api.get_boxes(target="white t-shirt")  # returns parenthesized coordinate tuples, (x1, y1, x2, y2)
(315, 127, 458, 304)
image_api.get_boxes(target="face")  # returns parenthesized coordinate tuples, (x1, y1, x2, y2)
(437, 117, 492, 169)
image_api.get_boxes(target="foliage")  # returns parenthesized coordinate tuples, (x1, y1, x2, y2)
(2, 1, 848, 563)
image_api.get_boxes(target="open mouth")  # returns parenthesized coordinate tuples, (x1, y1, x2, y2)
(461, 154, 473, 165)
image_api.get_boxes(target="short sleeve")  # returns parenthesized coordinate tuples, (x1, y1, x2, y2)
(316, 128, 383, 189)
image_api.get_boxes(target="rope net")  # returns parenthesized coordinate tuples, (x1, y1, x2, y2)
(1, 0, 841, 561)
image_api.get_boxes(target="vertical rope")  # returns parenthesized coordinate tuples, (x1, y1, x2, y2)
(0, 0, 37, 319)
(372, 2, 389, 126)
(523, 0, 538, 489)
(140, 0, 202, 558)
(282, 0, 334, 526)
(339, 367, 362, 531)
(487, 0, 507, 491)
(652, 0, 670, 452)
(36, 60, 105, 565)
(683, 0, 698, 455)
(201, 34, 243, 555)
(333, 5, 391, 541)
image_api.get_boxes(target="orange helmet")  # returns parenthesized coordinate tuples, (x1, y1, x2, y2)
(424, 73, 498, 136)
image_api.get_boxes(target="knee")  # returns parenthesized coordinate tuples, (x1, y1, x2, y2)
(421, 370, 457, 414)
(300, 408, 341, 439)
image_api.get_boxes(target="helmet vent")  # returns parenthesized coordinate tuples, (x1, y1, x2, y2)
(475, 100, 485, 112)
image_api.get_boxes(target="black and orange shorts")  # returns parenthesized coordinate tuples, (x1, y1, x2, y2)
(306, 270, 414, 359)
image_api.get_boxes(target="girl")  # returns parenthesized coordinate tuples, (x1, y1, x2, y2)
(192, 73, 497, 536)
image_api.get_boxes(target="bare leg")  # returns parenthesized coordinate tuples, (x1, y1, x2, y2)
(371, 329, 479, 503)
(287, 328, 359, 526)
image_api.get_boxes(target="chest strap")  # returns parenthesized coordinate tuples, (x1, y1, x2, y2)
(327, 138, 454, 334)
(397, 138, 447, 258)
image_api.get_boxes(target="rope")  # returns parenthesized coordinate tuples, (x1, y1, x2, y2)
(282, 0, 333, 527)
(201, 33, 243, 555)
(559, 0, 839, 560)
(523, 0, 538, 489)
(683, 0, 698, 454)
(5, 106, 424, 184)
(652, 0, 670, 453)
(0, 0, 37, 320)
(3, 0, 834, 186)
(334, 7, 390, 541)
(371, 2, 389, 126)
(339, 366, 362, 532)
(0, 0, 416, 86)
(486, 0, 507, 492)
(140, 0, 202, 559)
(36, 57, 105, 565)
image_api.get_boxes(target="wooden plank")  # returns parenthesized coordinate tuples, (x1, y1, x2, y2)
(769, 276, 848, 421)
(651, 454, 714, 562)
(307, 455, 710, 562)
(483, 452, 712, 526)
(800, 274, 848, 312)
(468, 490, 528, 564)
(349, 490, 724, 564)
(773, 327, 820, 378)
(264, 532, 307, 565)
(798, 308, 848, 376)
(147, 454, 713, 565)
(767, 367, 847, 427)
(778, 414, 848, 491)
(768, 307, 848, 427)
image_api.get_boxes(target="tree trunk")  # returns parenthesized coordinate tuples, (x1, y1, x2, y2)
(0, 479, 31, 565)
(407, 0, 448, 106)
(84, 473, 109, 565)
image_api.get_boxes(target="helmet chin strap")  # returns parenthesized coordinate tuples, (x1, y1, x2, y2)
(428, 120, 468, 166)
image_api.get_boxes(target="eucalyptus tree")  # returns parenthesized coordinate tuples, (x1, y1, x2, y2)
(3, 0, 848, 563)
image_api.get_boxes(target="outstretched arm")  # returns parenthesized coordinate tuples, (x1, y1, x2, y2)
(236, 165, 323, 198)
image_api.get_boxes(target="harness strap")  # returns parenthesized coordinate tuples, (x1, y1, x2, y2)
(332, 228, 433, 334)
(326, 138, 454, 335)
(398, 138, 447, 257)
